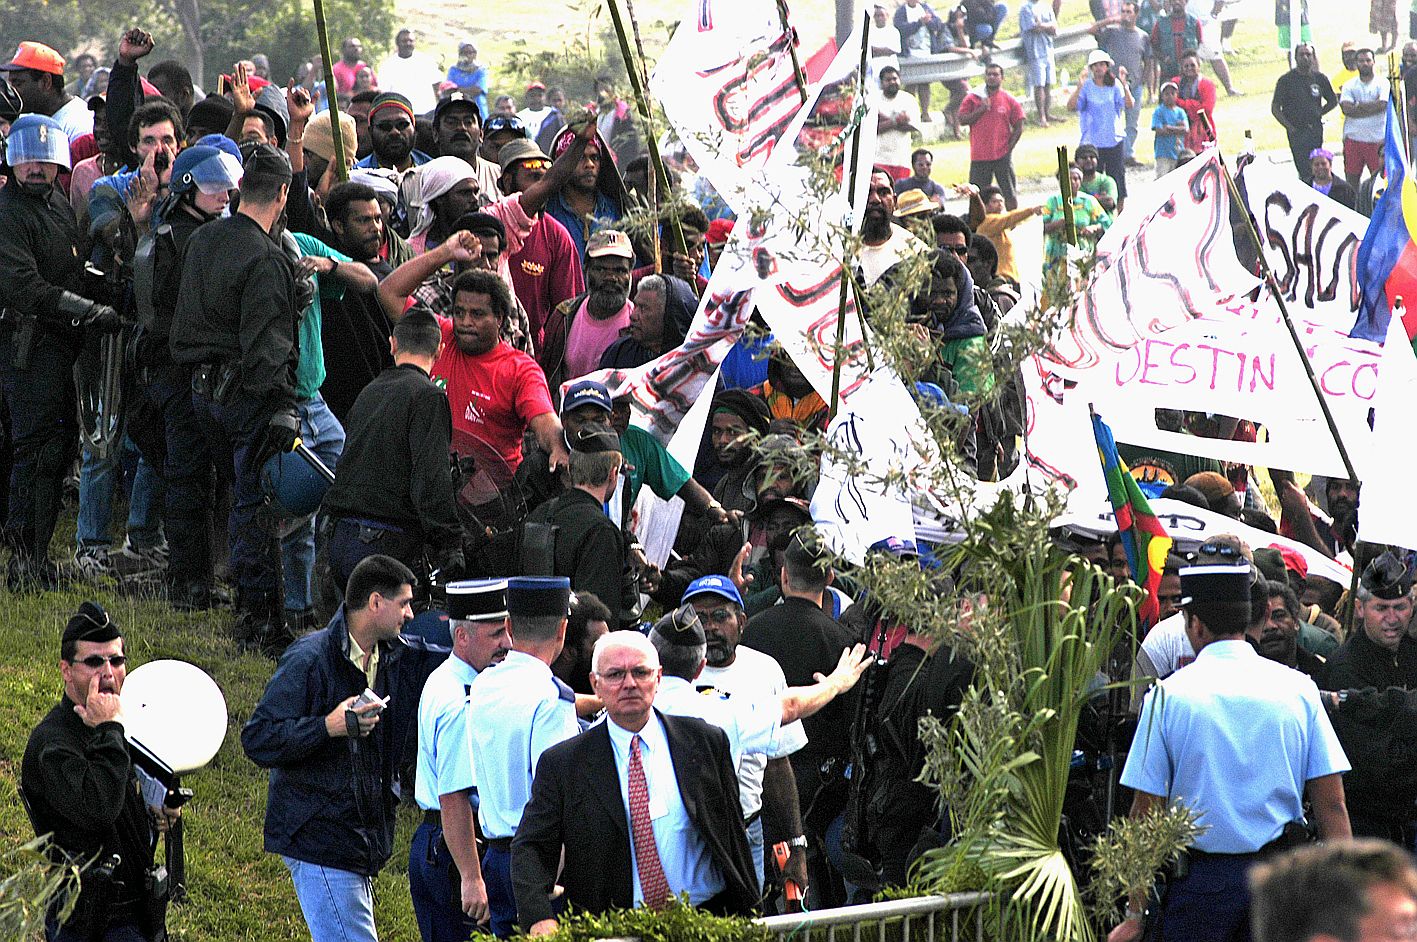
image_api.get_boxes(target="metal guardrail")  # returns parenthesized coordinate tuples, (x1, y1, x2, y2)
(754, 891, 992, 941)
(896, 24, 1098, 85)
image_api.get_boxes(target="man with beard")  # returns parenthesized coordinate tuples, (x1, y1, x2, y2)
(597, 273, 697, 370)
(702, 389, 772, 496)
(1272, 470, 1360, 559)
(0, 116, 119, 590)
(1272, 43, 1338, 184)
(1319, 553, 1417, 844)
(405, 155, 484, 254)
(552, 591, 613, 695)
(858, 169, 927, 287)
(355, 93, 431, 173)
(433, 91, 502, 202)
(544, 125, 627, 262)
(498, 138, 584, 359)
(874, 67, 921, 181)
(381, 253, 567, 486)
(1256, 580, 1325, 679)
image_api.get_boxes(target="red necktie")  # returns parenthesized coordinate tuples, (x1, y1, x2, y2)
(628, 734, 672, 909)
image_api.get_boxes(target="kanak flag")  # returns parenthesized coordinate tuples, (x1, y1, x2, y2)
(1352, 97, 1417, 349)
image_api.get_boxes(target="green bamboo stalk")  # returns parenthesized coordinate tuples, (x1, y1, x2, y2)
(829, 14, 874, 418)
(311, 0, 348, 182)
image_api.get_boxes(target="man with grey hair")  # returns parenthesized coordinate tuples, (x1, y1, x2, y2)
(466, 577, 579, 938)
(512, 630, 758, 934)
(1250, 839, 1417, 942)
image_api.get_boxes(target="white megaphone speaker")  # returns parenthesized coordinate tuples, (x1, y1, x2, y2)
(120, 660, 228, 901)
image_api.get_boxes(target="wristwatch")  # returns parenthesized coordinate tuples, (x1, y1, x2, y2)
(788, 835, 808, 849)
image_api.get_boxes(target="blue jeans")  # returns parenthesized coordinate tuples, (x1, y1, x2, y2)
(969, 2, 1008, 42)
(279, 394, 344, 611)
(746, 815, 765, 892)
(76, 436, 164, 549)
(282, 856, 378, 942)
(1124, 78, 1144, 159)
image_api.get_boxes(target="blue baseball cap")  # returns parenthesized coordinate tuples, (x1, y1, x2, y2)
(561, 379, 614, 415)
(682, 574, 743, 608)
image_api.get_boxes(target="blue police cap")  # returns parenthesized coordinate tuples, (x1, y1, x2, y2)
(507, 577, 572, 617)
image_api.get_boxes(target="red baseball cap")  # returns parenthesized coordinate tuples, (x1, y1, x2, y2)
(526, 81, 546, 91)
(1, 41, 65, 76)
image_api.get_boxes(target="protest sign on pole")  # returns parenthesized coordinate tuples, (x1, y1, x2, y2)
(1357, 309, 1417, 550)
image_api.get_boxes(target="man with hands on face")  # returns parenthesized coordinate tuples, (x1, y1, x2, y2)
(22, 601, 181, 942)
(242, 555, 451, 942)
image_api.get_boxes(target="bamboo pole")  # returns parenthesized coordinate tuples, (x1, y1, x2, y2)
(311, 0, 348, 182)
(829, 15, 874, 418)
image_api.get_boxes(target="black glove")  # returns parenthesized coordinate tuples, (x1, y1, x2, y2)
(56, 290, 121, 332)
(257, 406, 300, 466)
(428, 546, 466, 589)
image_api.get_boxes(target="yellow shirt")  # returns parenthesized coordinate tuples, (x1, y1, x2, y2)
(348, 633, 381, 689)
(974, 206, 1042, 285)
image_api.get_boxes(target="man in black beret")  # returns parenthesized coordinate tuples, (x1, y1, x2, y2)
(1319, 551, 1417, 844)
(22, 601, 178, 941)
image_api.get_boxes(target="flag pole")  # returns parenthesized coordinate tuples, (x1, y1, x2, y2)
(1201, 115, 1361, 489)
(777, 0, 811, 105)
(311, 0, 348, 182)
(606, 0, 689, 261)
(829, 14, 874, 418)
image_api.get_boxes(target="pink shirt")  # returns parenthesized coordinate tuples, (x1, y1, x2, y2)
(565, 299, 632, 379)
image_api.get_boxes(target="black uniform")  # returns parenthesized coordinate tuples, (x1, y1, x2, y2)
(22, 698, 158, 939)
(0, 182, 87, 580)
(170, 211, 299, 628)
(139, 206, 216, 605)
(1320, 631, 1417, 842)
(521, 487, 624, 630)
(323, 362, 462, 590)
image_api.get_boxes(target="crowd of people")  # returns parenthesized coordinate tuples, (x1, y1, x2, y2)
(11, 7, 1417, 942)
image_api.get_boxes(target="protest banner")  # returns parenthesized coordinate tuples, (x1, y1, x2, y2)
(1356, 309, 1417, 550)
(1240, 161, 1364, 334)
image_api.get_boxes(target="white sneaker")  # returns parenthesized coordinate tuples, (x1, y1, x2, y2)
(73, 545, 115, 582)
(119, 537, 170, 568)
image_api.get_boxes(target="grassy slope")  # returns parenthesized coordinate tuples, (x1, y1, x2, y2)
(0, 1, 1360, 938)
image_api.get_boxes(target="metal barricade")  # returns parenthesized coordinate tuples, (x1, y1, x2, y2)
(754, 891, 991, 942)
(896, 25, 1098, 85)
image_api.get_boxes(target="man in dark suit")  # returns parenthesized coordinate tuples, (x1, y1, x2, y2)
(512, 630, 758, 935)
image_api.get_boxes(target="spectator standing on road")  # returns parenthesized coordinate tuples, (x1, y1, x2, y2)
(1152, 80, 1190, 176)
(895, 0, 943, 123)
(958, 63, 1026, 208)
(1173, 49, 1217, 154)
(1090, 1, 1151, 167)
(447, 42, 489, 120)
(1271, 43, 1338, 183)
(1151, 0, 1203, 85)
(1020, 0, 1060, 126)
(1069, 51, 1132, 211)
(875, 66, 922, 180)
(1185, 0, 1241, 94)
(870, 3, 903, 72)
(379, 29, 440, 115)
(1374, 0, 1400, 54)
(1339, 47, 1390, 190)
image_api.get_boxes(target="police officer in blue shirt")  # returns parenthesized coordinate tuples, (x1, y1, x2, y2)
(1111, 563, 1352, 942)
(466, 576, 580, 938)
(409, 580, 513, 941)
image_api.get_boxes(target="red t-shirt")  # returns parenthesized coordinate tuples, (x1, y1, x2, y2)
(509, 213, 585, 356)
(431, 317, 554, 474)
(960, 88, 1024, 162)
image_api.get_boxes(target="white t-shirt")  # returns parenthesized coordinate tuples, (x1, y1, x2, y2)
(378, 53, 441, 113)
(875, 89, 922, 168)
(517, 105, 555, 134)
(697, 646, 808, 818)
(52, 96, 94, 142)
(1341, 75, 1391, 144)
(858, 224, 927, 286)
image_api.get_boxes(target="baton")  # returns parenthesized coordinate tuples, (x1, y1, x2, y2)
(293, 439, 336, 484)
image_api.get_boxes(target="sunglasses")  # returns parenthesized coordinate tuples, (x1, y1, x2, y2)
(944, 244, 968, 256)
(1195, 543, 1242, 560)
(485, 115, 525, 133)
(71, 654, 127, 669)
(515, 158, 552, 172)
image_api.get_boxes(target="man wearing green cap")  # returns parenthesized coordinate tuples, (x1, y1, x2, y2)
(22, 601, 177, 941)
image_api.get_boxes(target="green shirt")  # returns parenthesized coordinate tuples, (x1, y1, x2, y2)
(1079, 172, 1118, 218)
(1042, 192, 1111, 262)
(621, 424, 691, 506)
(292, 232, 352, 401)
(940, 335, 994, 395)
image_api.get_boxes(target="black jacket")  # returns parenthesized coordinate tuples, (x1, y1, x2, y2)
(512, 711, 758, 930)
(138, 206, 208, 367)
(169, 213, 300, 407)
(240, 606, 447, 876)
(522, 487, 625, 630)
(0, 182, 87, 347)
(323, 362, 460, 549)
(22, 699, 155, 924)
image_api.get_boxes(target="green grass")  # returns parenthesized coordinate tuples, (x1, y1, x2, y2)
(0, 584, 425, 941)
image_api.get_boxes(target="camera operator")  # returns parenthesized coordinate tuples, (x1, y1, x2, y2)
(0, 114, 121, 589)
(22, 601, 181, 942)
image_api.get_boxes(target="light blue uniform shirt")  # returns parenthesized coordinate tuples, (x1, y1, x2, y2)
(653, 675, 782, 817)
(414, 654, 479, 810)
(466, 650, 579, 839)
(605, 713, 725, 907)
(1121, 639, 1349, 853)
